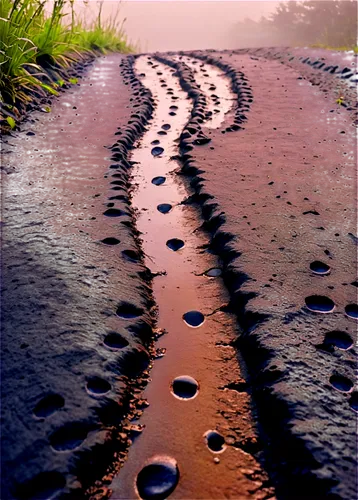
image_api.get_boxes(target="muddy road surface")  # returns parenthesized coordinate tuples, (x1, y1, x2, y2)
(1, 49, 357, 500)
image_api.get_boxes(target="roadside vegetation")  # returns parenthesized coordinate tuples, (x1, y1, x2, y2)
(0, 0, 133, 129)
(232, 0, 357, 52)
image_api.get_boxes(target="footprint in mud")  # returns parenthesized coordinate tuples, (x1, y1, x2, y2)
(86, 377, 111, 396)
(157, 130, 167, 136)
(104, 331, 129, 349)
(305, 295, 335, 313)
(169, 112, 176, 116)
(122, 249, 140, 262)
(193, 137, 211, 146)
(151, 146, 164, 157)
(161, 124, 171, 131)
(171, 375, 199, 400)
(310, 261, 330, 275)
(116, 302, 144, 319)
(345, 303, 358, 319)
(329, 374, 354, 392)
(204, 430, 226, 453)
(349, 392, 358, 412)
(166, 238, 184, 251)
(103, 208, 127, 217)
(157, 203, 172, 214)
(205, 268, 222, 277)
(33, 394, 65, 419)
(152, 176, 166, 186)
(136, 456, 179, 499)
(169, 106, 178, 111)
(101, 237, 120, 245)
(15, 472, 66, 500)
(49, 422, 89, 451)
(183, 310, 205, 327)
(151, 140, 160, 145)
(323, 331, 353, 350)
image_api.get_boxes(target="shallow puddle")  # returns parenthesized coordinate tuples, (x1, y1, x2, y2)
(110, 56, 257, 499)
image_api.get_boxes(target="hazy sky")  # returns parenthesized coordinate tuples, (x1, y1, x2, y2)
(75, 1, 280, 51)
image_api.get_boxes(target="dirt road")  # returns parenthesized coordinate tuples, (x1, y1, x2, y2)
(1, 49, 357, 500)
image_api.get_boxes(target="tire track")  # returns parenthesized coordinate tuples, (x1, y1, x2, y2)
(167, 50, 357, 499)
(108, 55, 273, 499)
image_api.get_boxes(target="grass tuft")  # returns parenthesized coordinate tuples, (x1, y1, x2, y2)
(0, 0, 133, 127)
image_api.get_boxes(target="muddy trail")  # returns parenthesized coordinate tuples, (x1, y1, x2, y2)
(1, 49, 357, 500)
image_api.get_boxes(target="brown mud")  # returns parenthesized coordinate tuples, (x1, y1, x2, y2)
(109, 55, 273, 500)
(161, 50, 357, 500)
(1, 47, 357, 500)
(1, 55, 155, 499)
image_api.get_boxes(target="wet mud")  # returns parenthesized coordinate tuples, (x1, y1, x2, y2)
(109, 55, 273, 500)
(1, 46, 357, 500)
(161, 49, 357, 499)
(1, 55, 155, 499)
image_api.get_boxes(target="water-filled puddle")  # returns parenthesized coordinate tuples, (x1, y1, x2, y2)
(324, 331, 353, 350)
(116, 302, 143, 319)
(305, 295, 335, 313)
(205, 268, 222, 277)
(309, 261, 330, 275)
(151, 146, 164, 157)
(171, 375, 199, 400)
(183, 310, 205, 327)
(152, 176, 166, 186)
(157, 203, 172, 214)
(136, 456, 179, 499)
(345, 303, 358, 319)
(103, 208, 127, 217)
(349, 392, 358, 412)
(101, 237, 120, 245)
(86, 377, 111, 395)
(104, 331, 129, 349)
(33, 394, 65, 419)
(166, 238, 184, 251)
(329, 374, 353, 392)
(204, 430, 226, 453)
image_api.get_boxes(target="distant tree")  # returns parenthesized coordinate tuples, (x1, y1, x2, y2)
(268, 0, 357, 47)
(231, 0, 357, 49)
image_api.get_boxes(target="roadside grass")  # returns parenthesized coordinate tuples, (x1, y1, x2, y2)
(310, 43, 358, 54)
(0, 0, 133, 128)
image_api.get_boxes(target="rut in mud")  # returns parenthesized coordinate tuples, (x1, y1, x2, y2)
(2, 47, 356, 500)
(109, 55, 273, 499)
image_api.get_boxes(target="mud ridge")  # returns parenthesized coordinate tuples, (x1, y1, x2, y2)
(231, 47, 358, 126)
(82, 55, 159, 499)
(1, 54, 158, 500)
(157, 51, 355, 499)
(154, 54, 209, 128)
(183, 50, 253, 132)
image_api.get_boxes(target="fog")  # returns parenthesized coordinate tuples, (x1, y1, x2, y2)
(75, 1, 280, 52)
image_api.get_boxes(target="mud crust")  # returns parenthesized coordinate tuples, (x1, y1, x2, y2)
(1, 55, 158, 500)
(81, 56, 159, 500)
(155, 51, 357, 500)
(229, 47, 358, 126)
